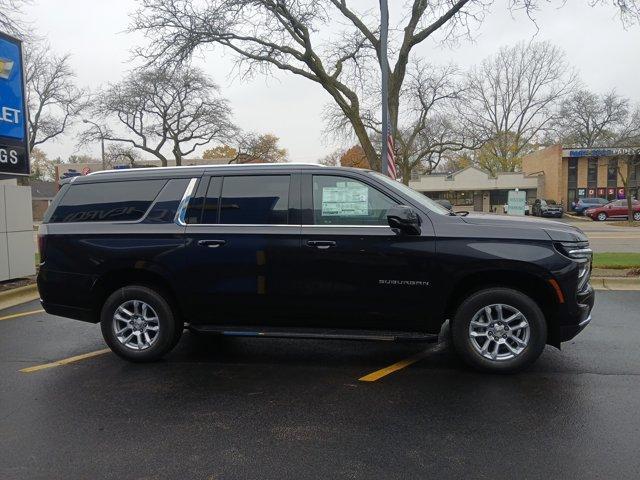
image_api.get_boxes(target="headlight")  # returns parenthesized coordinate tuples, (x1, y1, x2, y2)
(556, 241, 592, 291)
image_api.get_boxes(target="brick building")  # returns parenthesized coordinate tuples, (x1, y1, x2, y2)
(522, 145, 640, 206)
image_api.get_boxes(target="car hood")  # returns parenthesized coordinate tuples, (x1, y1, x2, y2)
(460, 213, 588, 242)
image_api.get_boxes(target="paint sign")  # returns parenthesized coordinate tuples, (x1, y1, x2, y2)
(0, 32, 28, 176)
(507, 190, 526, 216)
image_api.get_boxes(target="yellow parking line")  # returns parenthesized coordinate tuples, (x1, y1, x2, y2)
(359, 350, 429, 382)
(0, 309, 44, 322)
(20, 348, 111, 373)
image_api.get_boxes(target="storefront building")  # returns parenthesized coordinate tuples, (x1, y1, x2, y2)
(408, 166, 539, 212)
(522, 145, 640, 206)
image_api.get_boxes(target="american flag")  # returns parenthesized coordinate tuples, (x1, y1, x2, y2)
(386, 122, 397, 180)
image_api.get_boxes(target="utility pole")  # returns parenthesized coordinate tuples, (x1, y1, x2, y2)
(379, 0, 389, 176)
(83, 119, 106, 170)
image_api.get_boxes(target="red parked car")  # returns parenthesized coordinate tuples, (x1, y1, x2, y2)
(585, 199, 640, 221)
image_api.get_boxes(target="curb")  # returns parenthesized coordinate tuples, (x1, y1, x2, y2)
(0, 284, 40, 311)
(591, 277, 640, 291)
(564, 214, 592, 222)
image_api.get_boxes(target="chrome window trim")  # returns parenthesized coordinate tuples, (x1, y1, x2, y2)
(185, 223, 391, 228)
(174, 177, 199, 226)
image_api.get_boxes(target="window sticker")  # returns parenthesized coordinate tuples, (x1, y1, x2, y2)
(321, 182, 369, 216)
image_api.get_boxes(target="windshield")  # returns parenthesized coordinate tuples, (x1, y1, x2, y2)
(368, 172, 451, 216)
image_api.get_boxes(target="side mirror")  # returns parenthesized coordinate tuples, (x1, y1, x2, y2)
(387, 205, 421, 235)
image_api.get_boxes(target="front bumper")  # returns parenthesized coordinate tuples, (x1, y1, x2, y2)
(542, 210, 564, 217)
(559, 284, 595, 342)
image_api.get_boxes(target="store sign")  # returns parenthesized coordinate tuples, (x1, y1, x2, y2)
(0, 32, 28, 176)
(618, 188, 626, 199)
(588, 188, 596, 197)
(597, 188, 606, 197)
(566, 147, 640, 158)
(578, 188, 586, 197)
(507, 190, 526, 216)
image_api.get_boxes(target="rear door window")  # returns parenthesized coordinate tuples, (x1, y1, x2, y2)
(48, 179, 166, 223)
(219, 175, 290, 225)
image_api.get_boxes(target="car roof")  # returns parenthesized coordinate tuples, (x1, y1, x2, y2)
(71, 163, 372, 184)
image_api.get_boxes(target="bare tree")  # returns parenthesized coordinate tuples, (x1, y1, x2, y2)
(25, 42, 87, 152)
(0, 0, 29, 37)
(104, 144, 143, 168)
(84, 67, 236, 166)
(459, 41, 576, 173)
(319, 149, 342, 166)
(227, 133, 288, 164)
(557, 90, 639, 148)
(324, 62, 476, 182)
(131, 0, 639, 170)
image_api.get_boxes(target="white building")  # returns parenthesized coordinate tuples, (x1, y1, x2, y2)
(409, 166, 540, 213)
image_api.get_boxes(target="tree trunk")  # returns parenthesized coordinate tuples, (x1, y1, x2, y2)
(624, 159, 634, 225)
(173, 142, 182, 166)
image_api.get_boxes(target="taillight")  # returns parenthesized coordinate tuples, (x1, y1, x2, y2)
(37, 225, 46, 264)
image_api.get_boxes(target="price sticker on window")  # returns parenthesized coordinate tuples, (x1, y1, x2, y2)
(321, 182, 369, 216)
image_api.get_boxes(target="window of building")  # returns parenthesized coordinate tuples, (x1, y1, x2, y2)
(587, 158, 598, 188)
(568, 158, 578, 190)
(490, 190, 509, 206)
(427, 190, 473, 206)
(48, 179, 166, 223)
(312, 175, 396, 225)
(607, 159, 618, 187)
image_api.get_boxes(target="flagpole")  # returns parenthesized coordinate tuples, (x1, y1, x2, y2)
(379, 0, 389, 176)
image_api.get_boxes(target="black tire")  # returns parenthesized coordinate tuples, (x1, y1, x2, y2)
(451, 288, 547, 373)
(100, 285, 182, 362)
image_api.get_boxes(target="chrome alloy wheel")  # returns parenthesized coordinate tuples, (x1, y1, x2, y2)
(112, 300, 160, 350)
(468, 304, 530, 361)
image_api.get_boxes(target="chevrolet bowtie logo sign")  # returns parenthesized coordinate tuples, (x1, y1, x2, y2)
(0, 58, 14, 80)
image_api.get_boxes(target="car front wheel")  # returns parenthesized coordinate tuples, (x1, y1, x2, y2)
(597, 212, 607, 221)
(451, 288, 547, 373)
(100, 285, 182, 362)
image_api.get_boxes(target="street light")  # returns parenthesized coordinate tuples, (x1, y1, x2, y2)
(82, 119, 106, 170)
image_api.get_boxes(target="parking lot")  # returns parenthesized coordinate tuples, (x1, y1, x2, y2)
(1, 291, 639, 479)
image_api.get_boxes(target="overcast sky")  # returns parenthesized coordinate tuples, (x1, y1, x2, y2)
(24, 0, 640, 163)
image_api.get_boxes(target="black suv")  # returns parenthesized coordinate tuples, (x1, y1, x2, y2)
(37, 164, 594, 372)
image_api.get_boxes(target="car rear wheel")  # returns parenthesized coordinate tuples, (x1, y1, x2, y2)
(100, 285, 182, 362)
(451, 288, 547, 373)
(633, 212, 640, 221)
(597, 212, 607, 221)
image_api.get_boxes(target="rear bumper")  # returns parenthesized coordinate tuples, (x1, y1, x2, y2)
(559, 285, 595, 342)
(40, 300, 96, 323)
(37, 267, 98, 323)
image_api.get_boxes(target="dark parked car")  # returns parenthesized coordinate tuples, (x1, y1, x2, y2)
(37, 164, 594, 373)
(532, 198, 563, 218)
(572, 197, 609, 215)
(585, 199, 640, 222)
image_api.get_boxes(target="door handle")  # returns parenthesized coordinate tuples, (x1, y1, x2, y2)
(197, 239, 226, 248)
(306, 240, 336, 249)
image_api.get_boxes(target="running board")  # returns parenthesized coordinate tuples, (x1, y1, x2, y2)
(188, 325, 439, 343)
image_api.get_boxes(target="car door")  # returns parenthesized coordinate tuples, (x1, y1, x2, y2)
(182, 172, 302, 326)
(294, 172, 437, 332)
(610, 200, 627, 218)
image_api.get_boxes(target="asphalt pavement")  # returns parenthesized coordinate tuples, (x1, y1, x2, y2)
(1, 291, 640, 480)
